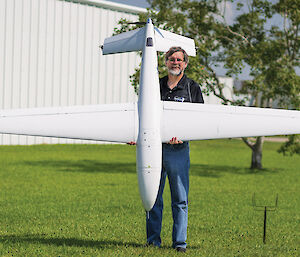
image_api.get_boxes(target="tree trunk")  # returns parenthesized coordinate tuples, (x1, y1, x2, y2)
(251, 145, 262, 169)
(242, 136, 264, 170)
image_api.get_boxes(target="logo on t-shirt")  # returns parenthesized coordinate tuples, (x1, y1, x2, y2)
(174, 96, 185, 102)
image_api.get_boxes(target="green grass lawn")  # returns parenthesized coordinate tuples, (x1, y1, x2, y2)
(0, 140, 299, 256)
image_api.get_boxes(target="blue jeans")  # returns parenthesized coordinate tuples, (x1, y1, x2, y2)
(146, 142, 190, 248)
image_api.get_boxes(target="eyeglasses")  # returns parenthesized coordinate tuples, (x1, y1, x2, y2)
(168, 58, 184, 63)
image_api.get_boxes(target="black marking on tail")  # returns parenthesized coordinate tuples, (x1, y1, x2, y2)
(146, 37, 153, 47)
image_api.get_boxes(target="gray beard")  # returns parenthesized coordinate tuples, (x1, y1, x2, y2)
(168, 68, 182, 76)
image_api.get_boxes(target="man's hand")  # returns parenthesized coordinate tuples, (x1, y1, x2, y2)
(127, 137, 183, 145)
(168, 137, 183, 144)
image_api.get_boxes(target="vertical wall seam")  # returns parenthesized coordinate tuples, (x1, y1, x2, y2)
(126, 52, 130, 101)
(9, 0, 16, 145)
(96, 9, 101, 104)
(10, 0, 16, 109)
(89, 7, 95, 104)
(51, 0, 56, 107)
(82, 4, 87, 105)
(59, 1, 64, 106)
(66, 1, 71, 106)
(104, 10, 109, 104)
(17, 0, 24, 145)
(50, 0, 57, 144)
(25, 0, 33, 145)
(27, 0, 32, 109)
(2, 0, 7, 110)
(74, 3, 79, 105)
(111, 11, 116, 103)
(18, 0, 24, 109)
(43, 0, 48, 108)
(34, 0, 40, 109)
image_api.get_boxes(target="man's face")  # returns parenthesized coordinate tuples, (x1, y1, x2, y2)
(166, 51, 187, 76)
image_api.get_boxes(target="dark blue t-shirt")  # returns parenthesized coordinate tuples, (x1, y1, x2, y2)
(160, 74, 204, 103)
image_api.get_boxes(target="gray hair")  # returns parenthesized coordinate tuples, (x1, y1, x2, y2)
(165, 46, 189, 64)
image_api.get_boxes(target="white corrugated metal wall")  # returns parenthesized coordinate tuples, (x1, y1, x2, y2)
(0, 0, 145, 145)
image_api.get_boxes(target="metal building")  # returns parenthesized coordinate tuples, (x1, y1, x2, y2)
(0, 0, 146, 145)
(0, 0, 237, 145)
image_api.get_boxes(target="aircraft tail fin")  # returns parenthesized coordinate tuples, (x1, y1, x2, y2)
(102, 26, 196, 56)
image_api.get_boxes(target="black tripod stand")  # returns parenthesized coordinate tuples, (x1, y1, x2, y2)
(252, 193, 278, 244)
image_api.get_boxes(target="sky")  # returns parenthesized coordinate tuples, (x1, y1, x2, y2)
(107, 0, 150, 8)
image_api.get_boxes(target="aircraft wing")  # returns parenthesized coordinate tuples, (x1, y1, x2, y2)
(161, 101, 300, 142)
(0, 103, 138, 143)
(1, 101, 299, 144)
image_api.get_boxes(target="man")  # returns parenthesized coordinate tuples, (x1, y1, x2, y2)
(146, 46, 204, 252)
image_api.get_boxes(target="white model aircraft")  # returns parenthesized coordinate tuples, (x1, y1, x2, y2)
(0, 18, 300, 211)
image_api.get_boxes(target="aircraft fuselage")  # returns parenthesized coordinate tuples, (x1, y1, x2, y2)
(136, 19, 162, 211)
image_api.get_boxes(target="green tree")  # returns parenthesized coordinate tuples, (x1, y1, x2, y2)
(216, 0, 300, 162)
(115, 0, 300, 168)
(278, 134, 300, 155)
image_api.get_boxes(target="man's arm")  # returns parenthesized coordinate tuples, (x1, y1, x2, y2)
(190, 80, 204, 104)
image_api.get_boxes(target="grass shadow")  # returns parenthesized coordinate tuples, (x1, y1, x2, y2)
(21, 160, 280, 176)
(0, 234, 200, 250)
(190, 164, 280, 178)
(22, 160, 136, 174)
(0, 234, 142, 249)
